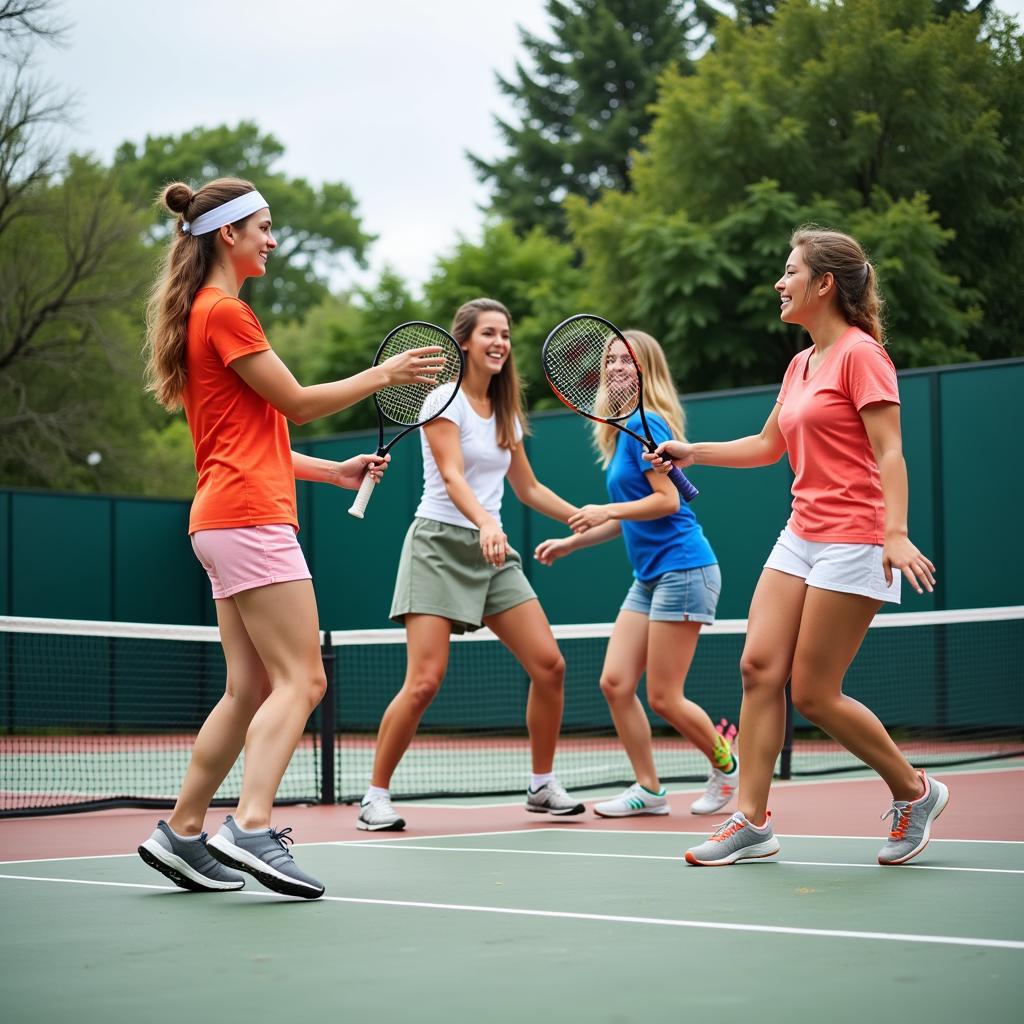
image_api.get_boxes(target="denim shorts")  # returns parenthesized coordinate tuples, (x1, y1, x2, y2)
(620, 565, 721, 624)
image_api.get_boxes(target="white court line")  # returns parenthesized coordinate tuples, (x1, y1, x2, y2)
(0, 829, 544, 866)
(0, 873, 1020, 951)
(339, 843, 1024, 875)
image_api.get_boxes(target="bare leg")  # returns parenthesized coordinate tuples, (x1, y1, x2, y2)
(229, 580, 327, 830)
(791, 587, 922, 802)
(167, 598, 270, 836)
(485, 600, 565, 774)
(737, 569, 808, 825)
(645, 620, 720, 762)
(598, 611, 656, 789)
(369, 614, 451, 789)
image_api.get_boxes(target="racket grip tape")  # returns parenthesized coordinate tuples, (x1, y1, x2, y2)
(667, 466, 699, 503)
(347, 470, 378, 519)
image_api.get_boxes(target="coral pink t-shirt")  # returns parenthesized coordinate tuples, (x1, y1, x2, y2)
(776, 327, 899, 544)
(182, 288, 297, 534)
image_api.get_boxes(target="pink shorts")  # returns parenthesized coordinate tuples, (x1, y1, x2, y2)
(190, 524, 312, 599)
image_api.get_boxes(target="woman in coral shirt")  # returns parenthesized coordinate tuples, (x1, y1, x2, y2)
(653, 227, 944, 868)
(137, 177, 443, 898)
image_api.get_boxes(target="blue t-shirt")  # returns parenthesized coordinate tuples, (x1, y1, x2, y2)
(606, 412, 716, 581)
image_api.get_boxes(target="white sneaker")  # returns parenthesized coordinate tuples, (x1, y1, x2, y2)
(690, 754, 739, 815)
(357, 793, 406, 831)
(594, 782, 670, 818)
(525, 781, 585, 815)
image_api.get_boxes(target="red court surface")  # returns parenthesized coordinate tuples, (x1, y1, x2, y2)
(2, 762, 1020, 862)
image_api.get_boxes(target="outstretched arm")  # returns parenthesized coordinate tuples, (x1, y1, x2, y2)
(291, 450, 388, 490)
(648, 404, 787, 471)
(505, 444, 578, 524)
(231, 345, 446, 425)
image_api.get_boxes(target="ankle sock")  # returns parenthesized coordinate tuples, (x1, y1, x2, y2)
(530, 772, 555, 791)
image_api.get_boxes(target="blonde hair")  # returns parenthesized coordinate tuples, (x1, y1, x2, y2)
(450, 298, 529, 450)
(790, 225, 885, 344)
(593, 330, 686, 468)
(143, 177, 259, 410)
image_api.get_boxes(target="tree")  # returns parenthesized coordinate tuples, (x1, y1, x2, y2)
(0, 2, 157, 491)
(423, 221, 586, 407)
(469, 0, 716, 238)
(569, 0, 1020, 388)
(113, 122, 374, 326)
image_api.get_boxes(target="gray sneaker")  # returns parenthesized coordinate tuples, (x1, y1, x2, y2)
(878, 771, 949, 865)
(206, 816, 324, 899)
(357, 793, 406, 831)
(526, 781, 585, 816)
(684, 811, 780, 866)
(137, 820, 245, 892)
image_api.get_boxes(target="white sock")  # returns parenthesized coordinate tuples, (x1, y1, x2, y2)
(530, 772, 556, 791)
(365, 785, 390, 802)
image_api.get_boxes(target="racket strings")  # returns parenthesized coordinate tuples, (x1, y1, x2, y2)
(376, 325, 462, 426)
(544, 318, 639, 420)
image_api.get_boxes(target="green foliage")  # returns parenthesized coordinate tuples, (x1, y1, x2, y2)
(571, 0, 1022, 386)
(423, 221, 587, 408)
(113, 121, 374, 325)
(0, 155, 157, 491)
(470, 1, 711, 238)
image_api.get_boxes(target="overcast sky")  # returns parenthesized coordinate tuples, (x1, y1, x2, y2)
(36, 0, 1024, 294)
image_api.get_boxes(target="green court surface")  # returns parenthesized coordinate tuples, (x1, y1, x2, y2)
(2, 827, 1021, 1023)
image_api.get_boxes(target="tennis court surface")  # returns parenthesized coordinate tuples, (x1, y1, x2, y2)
(2, 761, 1021, 1024)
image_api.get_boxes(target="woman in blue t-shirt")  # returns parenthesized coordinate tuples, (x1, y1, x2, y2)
(535, 330, 737, 817)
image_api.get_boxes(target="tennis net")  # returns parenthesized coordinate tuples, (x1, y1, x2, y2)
(2, 606, 1021, 815)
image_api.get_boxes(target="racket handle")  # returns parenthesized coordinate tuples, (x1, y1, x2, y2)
(347, 470, 378, 519)
(667, 466, 699, 503)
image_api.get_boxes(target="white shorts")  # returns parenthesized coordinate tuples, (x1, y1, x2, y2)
(764, 527, 901, 604)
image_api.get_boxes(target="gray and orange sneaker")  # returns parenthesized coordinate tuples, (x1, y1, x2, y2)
(877, 771, 949, 865)
(684, 811, 780, 866)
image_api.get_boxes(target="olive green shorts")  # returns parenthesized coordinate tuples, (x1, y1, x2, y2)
(389, 518, 537, 634)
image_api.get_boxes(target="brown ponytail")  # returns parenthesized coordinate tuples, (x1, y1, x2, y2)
(790, 226, 885, 344)
(143, 176, 257, 410)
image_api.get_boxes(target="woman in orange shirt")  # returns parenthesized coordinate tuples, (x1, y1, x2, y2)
(137, 177, 443, 898)
(652, 227, 945, 868)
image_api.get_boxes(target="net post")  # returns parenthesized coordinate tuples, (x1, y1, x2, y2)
(319, 631, 336, 805)
(779, 680, 794, 780)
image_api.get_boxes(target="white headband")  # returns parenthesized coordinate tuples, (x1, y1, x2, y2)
(182, 190, 269, 236)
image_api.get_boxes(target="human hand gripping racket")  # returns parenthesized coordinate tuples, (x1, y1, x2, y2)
(348, 322, 465, 519)
(541, 314, 699, 502)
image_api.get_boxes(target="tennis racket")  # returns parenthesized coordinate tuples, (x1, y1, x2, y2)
(348, 321, 465, 519)
(541, 314, 699, 502)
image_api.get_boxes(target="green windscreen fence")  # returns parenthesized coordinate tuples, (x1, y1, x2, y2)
(1, 359, 1021, 625)
(2, 607, 1021, 816)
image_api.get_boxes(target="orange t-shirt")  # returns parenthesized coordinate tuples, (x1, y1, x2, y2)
(182, 288, 297, 534)
(776, 327, 900, 544)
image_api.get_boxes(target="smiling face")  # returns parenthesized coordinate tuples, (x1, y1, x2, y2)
(225, 208, 275, 278)
(776, 245, 821, 326)
(601, 337, 639, 417)
(462, 310, 511, 379)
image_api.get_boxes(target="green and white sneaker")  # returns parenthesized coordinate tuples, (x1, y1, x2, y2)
(690, 754, 739, 815)
(594, 783, 669, 818)
(684, 811, 780, 866)
(878, 771, 949, 865)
